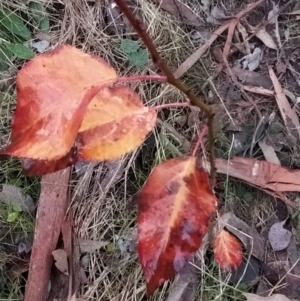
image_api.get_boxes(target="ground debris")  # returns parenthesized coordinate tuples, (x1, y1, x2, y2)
(243, 293, 295, 301)
(218, 212, 264, 261)
(152, 0, 203, 28)
(0, 184, 34, 212)
(52, 249, 69, 276)
(215, 156, 300, 195)
(268, 220, 292, 251)
(78, 239, 109, 253)
(232, 66, 272, 89)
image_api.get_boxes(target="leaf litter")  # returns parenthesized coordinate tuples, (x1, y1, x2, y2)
(268, 219, 292, 252)
(1, 0, 300, 300)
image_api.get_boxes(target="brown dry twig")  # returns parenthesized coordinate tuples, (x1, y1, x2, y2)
(114, 0, 217, 185)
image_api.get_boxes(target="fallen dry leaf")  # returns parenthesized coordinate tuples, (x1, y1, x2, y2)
(218, 212, 264, 261)
(213, 230, 242, 269)
(258, 140, 281, 165)
(240, 48, 262, 71)
(243, 293, 293, 301)
(78, 86, 157, 161)
(137, 156, 217, 294)
(255, 28, 277, 50)
(268, 67, 300, 142)
(0, 184, 34, 212)
(215, 156, 300, 193)
(232, 66, 272, 89)
(242, 85, 274, 96)
(52, 249, 69, 276)
(268, 220, 292, 251)
(0, 45, 116, 163)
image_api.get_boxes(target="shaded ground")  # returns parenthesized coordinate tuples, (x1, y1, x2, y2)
(1, 0, 300, 300)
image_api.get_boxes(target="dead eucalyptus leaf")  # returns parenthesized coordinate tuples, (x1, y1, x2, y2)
(258, 140, 281, 165)
(255, 29, 277, 50)
(268, 220, 292, 251)
(52, 249, 69, 276)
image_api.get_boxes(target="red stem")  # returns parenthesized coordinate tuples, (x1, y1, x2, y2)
(154, 102, 190, 110)
(117, 75, 167, 82)
(192, 125, 208, 157)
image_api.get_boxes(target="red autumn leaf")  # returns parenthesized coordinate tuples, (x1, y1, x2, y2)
(137, 156, 217, 295)
(213, 230, 242, 269)
(77, 86, 157, 161)
(0, 45, 116, 171)
(22, 146, 77, 175)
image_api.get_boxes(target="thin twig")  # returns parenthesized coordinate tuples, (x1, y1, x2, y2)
(115, 0, 216, 186)
(153, 102, 190, 110)
(117, 75, 167, 82)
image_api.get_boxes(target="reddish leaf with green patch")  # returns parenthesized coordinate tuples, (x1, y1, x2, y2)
(137, 156, 217, 295)
(213, 230, 242, 269)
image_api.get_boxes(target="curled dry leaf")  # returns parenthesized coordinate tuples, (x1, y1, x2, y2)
(213, 230, 242, 269)
(137, 156, 217, 295)
(0, 45, 117, 172)
(78, 86, 157, 161)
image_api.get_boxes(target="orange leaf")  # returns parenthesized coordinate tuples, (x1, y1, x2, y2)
(213, 230, 242, 269)
(137, 156, 217, 295)
(77, 86, 157, 161)
(0, 45, 116, 166)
